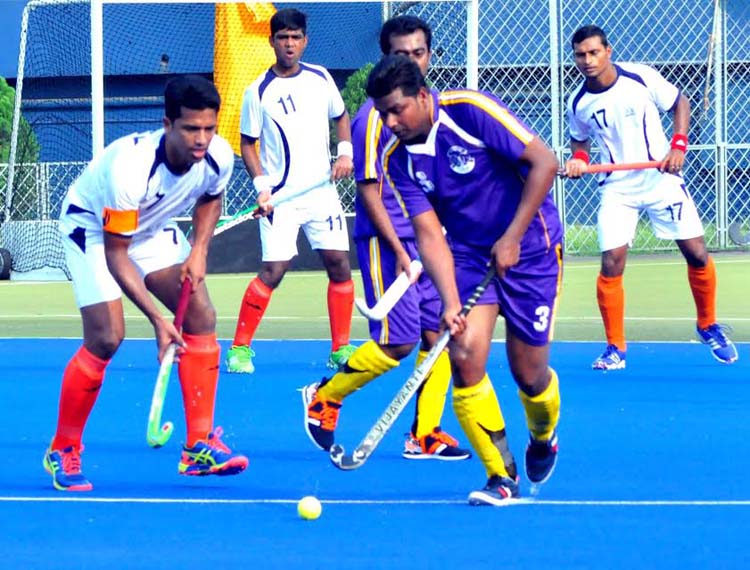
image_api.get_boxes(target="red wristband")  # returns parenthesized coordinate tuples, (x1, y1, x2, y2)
(572, 150, 590, 164)
(671, 134, 688, 152)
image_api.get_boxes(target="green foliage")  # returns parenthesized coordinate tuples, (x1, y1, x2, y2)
(0, 76, 40, 164)
(341, 62, 374, 118)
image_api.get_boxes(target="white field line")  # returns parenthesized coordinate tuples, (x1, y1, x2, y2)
(1, 496, 750, 507)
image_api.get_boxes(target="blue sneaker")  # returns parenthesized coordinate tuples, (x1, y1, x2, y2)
(525, 431, 558, 485)
(592, 344, 626, 370)
(178, 427, 249, 476)
(43, 445, 93, 492)
(696, 323, 738, 364)
(468, 475, 521, 506)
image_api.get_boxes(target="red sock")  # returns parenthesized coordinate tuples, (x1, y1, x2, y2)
(232, 277, 273, 346)
(596, 273, 626, 351)
(327, 279, 354, 351)
(52, 346, 109, 450)
(688, 256, 717, 329)
(178, 332, 220, 447)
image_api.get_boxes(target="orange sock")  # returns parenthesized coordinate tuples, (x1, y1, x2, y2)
(232, 277, 273, 346)
(688, 256, 717, 329)
(52, 346, 109, 450)
(327, 279, 354, 351)
(597, 273, 626, 351)
(178, 332, 220, 447)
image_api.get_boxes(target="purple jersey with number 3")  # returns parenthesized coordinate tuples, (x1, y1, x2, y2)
(383, 89, 564, 346)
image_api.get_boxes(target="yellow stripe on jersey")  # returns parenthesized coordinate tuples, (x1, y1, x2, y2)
(440, 90, 534, 145)
(102, 207, 138, 234)
(364, 107, 383, 180)
(381, 138, 411, 219)
(547, 243, 564, 343)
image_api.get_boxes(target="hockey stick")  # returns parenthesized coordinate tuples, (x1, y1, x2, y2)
(146, 278, 192, 448)
(330, 265, 496, 470)
(354, 259, 423, 321)
(211, 173, 332, 237)
(728, 222, 750, 246)
(558, 160, 663, 177)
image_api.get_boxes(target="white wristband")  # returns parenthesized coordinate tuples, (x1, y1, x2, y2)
(336, 140, 353, 159)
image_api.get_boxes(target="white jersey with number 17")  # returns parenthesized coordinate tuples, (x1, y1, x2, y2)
(567, 62, 680, 190)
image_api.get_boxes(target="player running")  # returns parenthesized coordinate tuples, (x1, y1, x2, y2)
(44, 75, 248, 491)
(302, 15, 470, 461)
(363, 55, 563, 505)
(564, 25, 738, 370)
(225, 8, 356, 375)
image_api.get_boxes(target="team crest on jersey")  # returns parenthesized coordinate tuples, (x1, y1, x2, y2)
(447, 145, 475, 174)
(415, 171, 435, 193)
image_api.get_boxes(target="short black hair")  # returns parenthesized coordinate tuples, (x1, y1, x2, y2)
(379, 15, 432, 55)
(271, 8, 307, 36)
(571, 25, 609, 49)
(164, 75, 220, 122)
(366, 54, 427, 100)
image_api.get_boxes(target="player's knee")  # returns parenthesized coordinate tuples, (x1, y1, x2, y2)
(511, 361, 550, 396)
(381, 343, 415, 361)
(258, 268, 285, 289)
(88, 333, 123, 360)
(184, 297, 217, 333)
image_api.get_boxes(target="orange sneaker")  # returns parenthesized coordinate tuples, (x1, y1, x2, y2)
(403, 428, 471, 461)
(301, 381, 341, 451)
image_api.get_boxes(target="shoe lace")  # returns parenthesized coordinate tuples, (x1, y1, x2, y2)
(708, 323, 734, 343)
(427, 428, 459, 448)
(205, 427, 231, 453)
(61, 447, 83, 475)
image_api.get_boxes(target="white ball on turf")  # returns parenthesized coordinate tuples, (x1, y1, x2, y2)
(297, 496, 322, 520)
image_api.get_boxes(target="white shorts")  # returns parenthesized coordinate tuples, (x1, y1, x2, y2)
(597, 174, 705, 251)
(260, 186, 349, 262)
(62, 222, 190, 308)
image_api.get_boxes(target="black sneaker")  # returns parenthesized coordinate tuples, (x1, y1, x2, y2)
(468, 474, 521, 506)
(525, 431, 558, 484)
(402, 428, 471, 461)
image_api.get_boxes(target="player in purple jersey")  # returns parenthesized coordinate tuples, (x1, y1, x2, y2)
(364, 55, 564, 505)
(302, 16, 470, 461)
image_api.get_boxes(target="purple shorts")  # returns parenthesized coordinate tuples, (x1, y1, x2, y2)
(452, 238, 563, 347)
(356, 237, 441, 346)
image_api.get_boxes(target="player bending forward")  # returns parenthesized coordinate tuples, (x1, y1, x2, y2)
(366, 55, 563, 505)
(44, 76, 248, 491)
(565, 25, 737, 370)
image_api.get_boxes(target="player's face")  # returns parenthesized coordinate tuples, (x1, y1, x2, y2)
(270, 28, 308, 70)
(573, 36, 612, 79)
(388, 31, 431, 76)
(374, 87, 433, 142)
(163, 107, 218, 170)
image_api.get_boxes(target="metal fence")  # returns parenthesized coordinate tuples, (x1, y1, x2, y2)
(2, 0, 749, 271)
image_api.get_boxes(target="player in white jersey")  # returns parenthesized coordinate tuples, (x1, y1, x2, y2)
(226, 8, 356, 375)
(564, 25, 737, 369)
(44, 76, 248, 492)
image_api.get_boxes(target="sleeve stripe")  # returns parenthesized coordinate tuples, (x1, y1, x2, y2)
(441, 91, 534, 145)
(364, 108, 382, 180)
(102, 207, 138, 234)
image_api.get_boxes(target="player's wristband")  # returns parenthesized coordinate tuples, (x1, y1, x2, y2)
(572, 150, 590, 164)
(671, 134, 688, 152)
(337, 140, 354, 159)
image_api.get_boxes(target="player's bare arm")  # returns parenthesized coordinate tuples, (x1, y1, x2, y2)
(182, 192, 222, 286)
(103, 232, 184, 359)
(564, 139, 592, 178)
(410, 210, 466, 336)
(331, 111, 354, 180)
(240, 133, 274, 217)
(356, 180, 414, 277)
(661, 93, 690, 174)
(492, 137, 558, 277)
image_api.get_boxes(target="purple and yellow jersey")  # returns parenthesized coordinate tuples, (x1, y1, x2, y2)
(383, 89, 561, 255)
(352, 98, 415, 240)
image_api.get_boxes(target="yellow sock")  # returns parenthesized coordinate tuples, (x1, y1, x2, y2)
(452, 375, 516, 479)
(518, 368, 561, 441)
(413, 350, 451, 438)
(318, 340, 399, 401)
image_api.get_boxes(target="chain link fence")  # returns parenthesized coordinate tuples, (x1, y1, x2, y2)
(2, 0, 749, 276)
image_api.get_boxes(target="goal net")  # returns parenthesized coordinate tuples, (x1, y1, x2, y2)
(2, 0, 476, 279)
